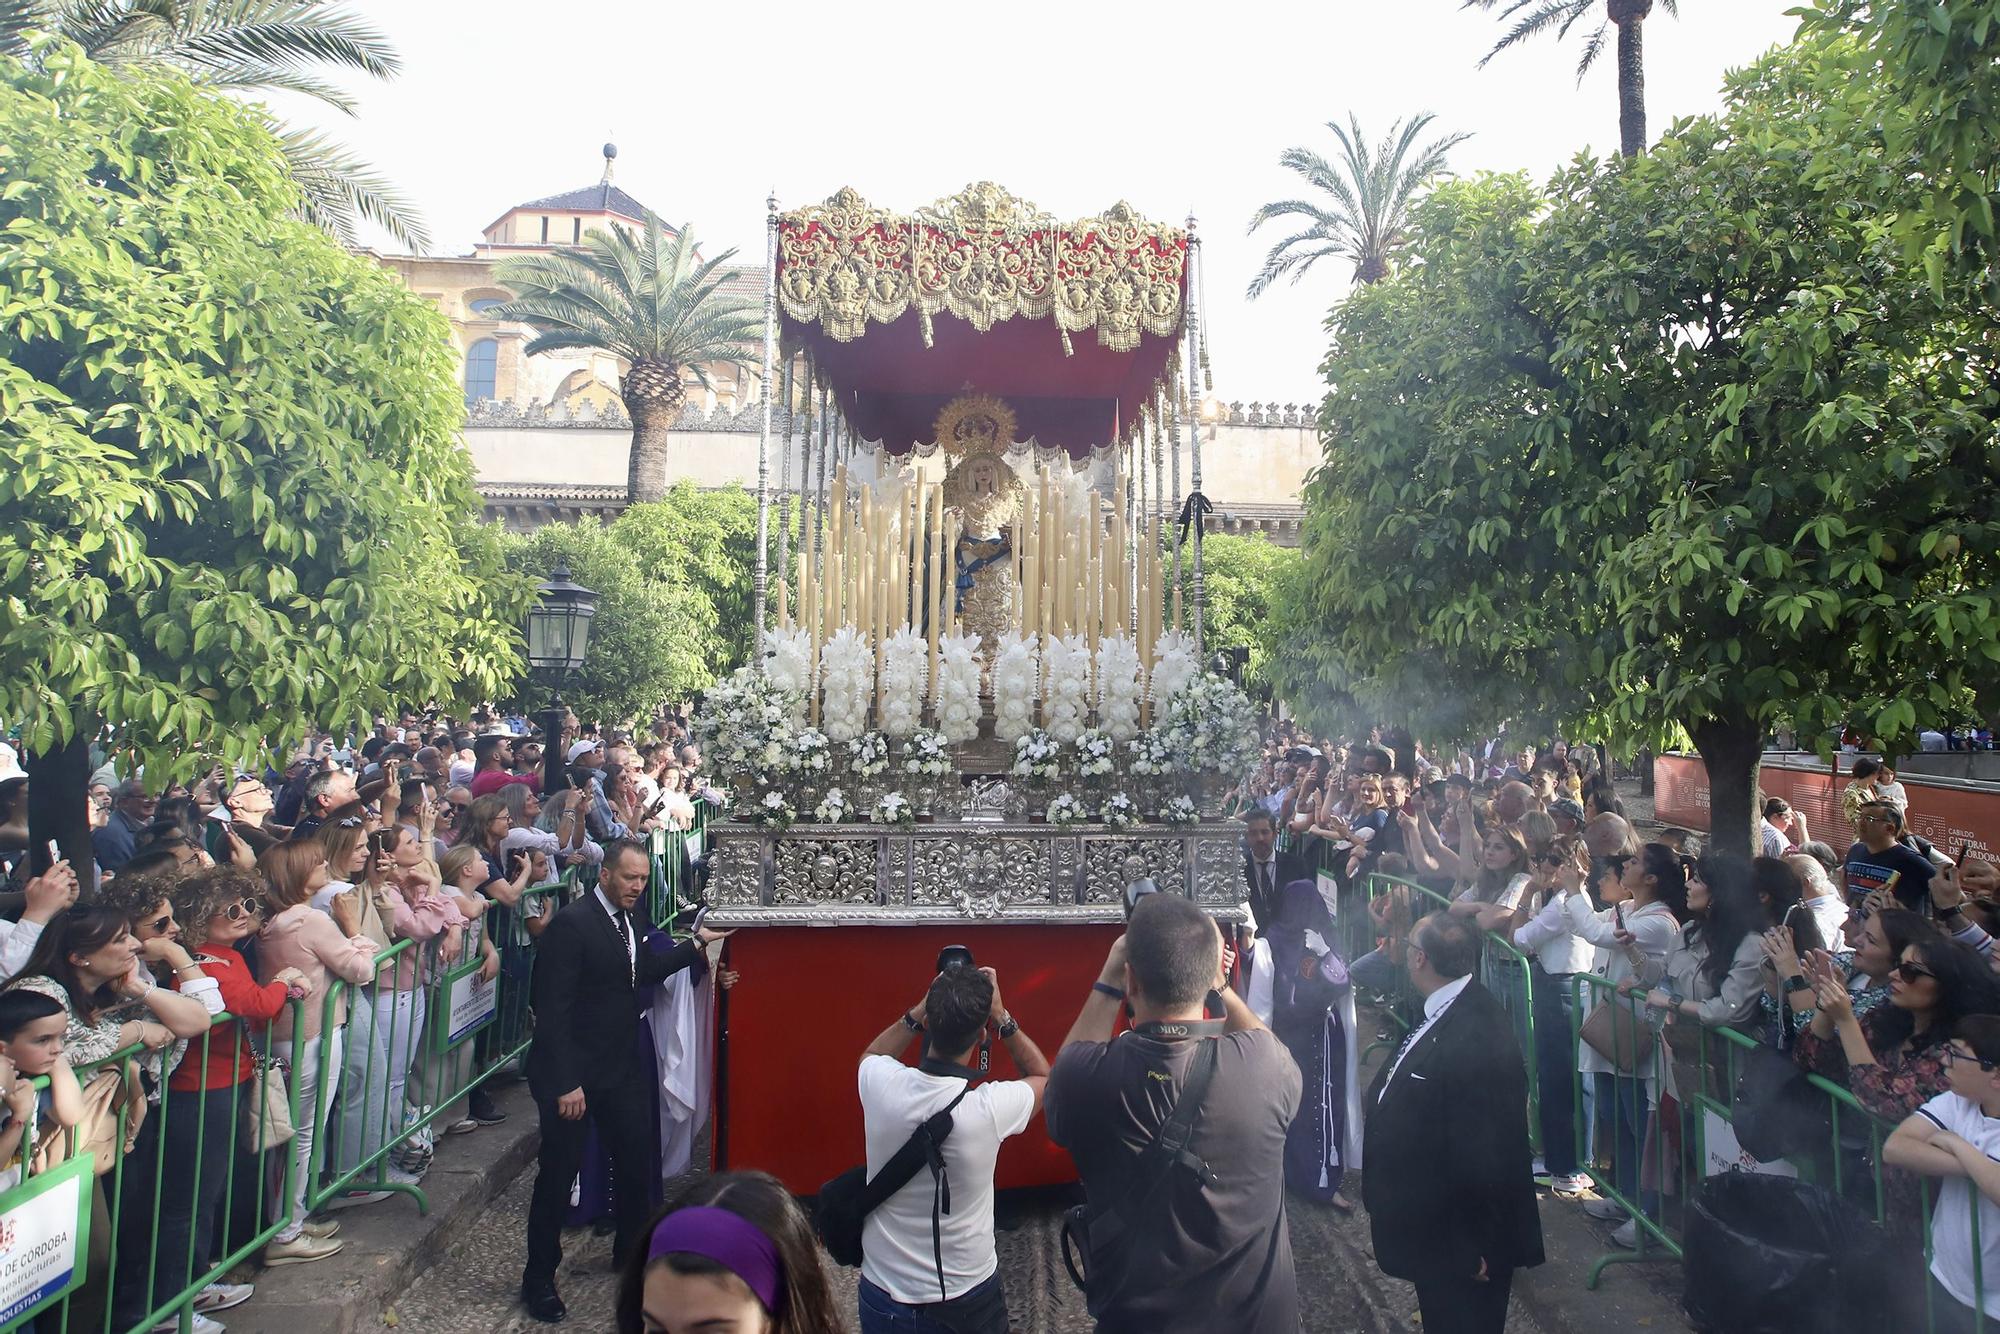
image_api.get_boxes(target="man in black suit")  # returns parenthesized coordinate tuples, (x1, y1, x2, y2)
(1242, 808, 1309, 937)
(1363, 912, 1544, 1334)
(519, 838, 731, 1323)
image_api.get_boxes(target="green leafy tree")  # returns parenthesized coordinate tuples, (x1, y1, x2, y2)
(1246, 113, 1470, 293)
(1461, 0, 1681, 158)
(1292, 37, 2000, 852)
(1190, 532, 1301, 698)
(0, 43, 530, 866)
(492, 217, 763, 505)
(612, 483, 758, 677)
(1799, 1, 2000, 273)
(501, 522, 709, 727)
(0, 0, 427, 248)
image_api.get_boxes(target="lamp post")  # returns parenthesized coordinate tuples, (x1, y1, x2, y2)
(525, 565, 598, 795)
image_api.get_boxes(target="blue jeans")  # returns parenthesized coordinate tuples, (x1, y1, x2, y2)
(1350, 947, 1401, 997)
(1531, 967, 1580, 1178)
(859, 1273, 1009, 1334)
(1593, 1071, 1653, 1213)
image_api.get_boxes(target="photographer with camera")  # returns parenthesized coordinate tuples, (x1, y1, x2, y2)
(852, 949, 1049, 1334)
(1047, 893, 1302, 1333)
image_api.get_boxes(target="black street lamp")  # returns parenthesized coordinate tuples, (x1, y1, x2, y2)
(526, 565, 598, 795)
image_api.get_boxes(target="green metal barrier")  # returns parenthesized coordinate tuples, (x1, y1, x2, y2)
(1567, 971, 1992, 1331)
(0, 827, 700, 1333)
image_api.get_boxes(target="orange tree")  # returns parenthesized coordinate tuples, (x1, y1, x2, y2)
(1283, 34, 2000, 852)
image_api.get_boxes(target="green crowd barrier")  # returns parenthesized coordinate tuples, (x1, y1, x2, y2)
(0, 825, 703, 1333)
(1568, 972, 1991, 1331)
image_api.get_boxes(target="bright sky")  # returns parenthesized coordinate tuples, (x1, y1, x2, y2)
(285, 0, 1803, 403)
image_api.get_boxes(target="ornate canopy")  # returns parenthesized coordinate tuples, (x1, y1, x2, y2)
(777, 183, 1189, 456)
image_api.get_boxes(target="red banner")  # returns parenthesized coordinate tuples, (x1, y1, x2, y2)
(1654, 754, 2000, 863)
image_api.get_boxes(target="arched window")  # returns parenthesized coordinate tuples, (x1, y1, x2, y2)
(469, 297, 506, 315)
(464, 338, 498, 404)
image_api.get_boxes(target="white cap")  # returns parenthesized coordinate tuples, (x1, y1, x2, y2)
(565, 739, 602, 764)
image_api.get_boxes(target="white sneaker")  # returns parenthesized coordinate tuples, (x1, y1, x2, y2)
(153, 1316, 226, 1334)
(1611, 1219, 1639, 1249)
(1550, 1172, 1593, 1196)
(194, 1281, 255, 1313)
(1582, 1197, 1625, 1221)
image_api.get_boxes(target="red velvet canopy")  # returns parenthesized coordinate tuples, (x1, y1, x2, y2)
(775, 184, 1189, 457)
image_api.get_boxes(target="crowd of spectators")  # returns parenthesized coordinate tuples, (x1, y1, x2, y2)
(1245, 719, 2000, 1329)
(0, 704, 712, 1333)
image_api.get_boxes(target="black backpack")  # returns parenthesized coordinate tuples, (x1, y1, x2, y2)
(1060, 1038, 1220, 1301)
(815, 1081, 970, 1302)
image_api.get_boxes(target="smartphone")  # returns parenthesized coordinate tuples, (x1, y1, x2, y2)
(1615, 901, 1628, 929)
(368, 829, 397, 859)
(45, 839, 59, 866)
(1959, 843, 1971, 865)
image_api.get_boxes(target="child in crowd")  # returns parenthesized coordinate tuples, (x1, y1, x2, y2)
(0, 989, 84, 1189)
(1884, 1013, 2000, 1333)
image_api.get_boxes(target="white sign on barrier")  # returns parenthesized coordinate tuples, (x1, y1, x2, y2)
(1702, 1109, 1798, 1179)
(0, 1154, 91, 1325)
(446, 969, 500, 1046)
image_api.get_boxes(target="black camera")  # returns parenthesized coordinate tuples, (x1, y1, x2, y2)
(936, 944, 975, 973)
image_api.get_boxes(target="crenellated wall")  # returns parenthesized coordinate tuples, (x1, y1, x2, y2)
(467, 398, 1320, 544)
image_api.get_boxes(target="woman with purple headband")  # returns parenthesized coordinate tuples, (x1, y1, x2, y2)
(617, 1171, 842, 1334)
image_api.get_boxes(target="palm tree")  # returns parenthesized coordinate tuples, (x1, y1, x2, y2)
(1462, 0, 1681, 159)
(0, 0, 428, 249)
(492, 215, 763, 505)
(1246, 113, 1471, 297)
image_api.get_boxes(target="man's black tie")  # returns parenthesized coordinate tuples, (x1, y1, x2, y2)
(613, 907, 634, 983)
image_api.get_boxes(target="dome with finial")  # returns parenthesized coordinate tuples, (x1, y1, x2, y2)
(478, 144, 658, 250)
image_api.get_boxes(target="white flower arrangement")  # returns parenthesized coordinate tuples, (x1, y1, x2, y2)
(1160, 794, 1200, 827)
(791, 727, 832, 774)
(991, 632, 1041, 743)
(1093, 634, 1145, 741)
(693, 668, 806, 785)
(1043, 633, 1094, 744)
(761, 627, 812, 725)
(1158, 671, 1261, 779)
(934, 632, 984, 745)
(848, 730, 891, 779)
(1011, 728, 1062, 781)
(1046, 793, 1087, 826)
(1148, 631, 1200, 712)
(871, 791, 914, 827)
(877, 627, 929, 739)
(1074, 728, 1116, 778)
(753, 788, 795, 830)
(1101, 792, 1138, 828)
(901, 728, 953, 778)
(818, 626, 873, 741)
(1128, 726, 1176, 776)
(814, 786, 851, 824)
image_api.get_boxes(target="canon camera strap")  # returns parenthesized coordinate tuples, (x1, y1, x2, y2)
(1131, 1018, 1227, 1041)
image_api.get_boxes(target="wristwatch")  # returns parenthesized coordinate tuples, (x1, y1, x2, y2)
(901, 1010, 924, 1033)
(1783, 974, 1812, 994)
(996, 1014, 1019, 1040)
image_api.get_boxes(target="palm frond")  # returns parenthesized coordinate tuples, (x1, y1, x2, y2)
(160, 5, 399, 81)
(1247, 111, 1467, 296)
(273, 122, 429, 251)
(495, 214, 761, 380)
(196, 59, 354, 110)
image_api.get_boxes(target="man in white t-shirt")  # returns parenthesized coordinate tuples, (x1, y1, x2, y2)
(856, 962, 1050, 1333)
(1884, 1014, 2000, 1331)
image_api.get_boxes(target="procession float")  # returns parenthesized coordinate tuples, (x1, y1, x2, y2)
(700, 183, 1257, 1191)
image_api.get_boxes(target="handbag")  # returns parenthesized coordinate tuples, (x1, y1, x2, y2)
(32, 1061, 144, 1177)
(1580, 993, 1657, 1075)
(1062, 1038, 1220, 1302)
(241, 1053, 296, 1154)
(814, 1082, 969, 1299)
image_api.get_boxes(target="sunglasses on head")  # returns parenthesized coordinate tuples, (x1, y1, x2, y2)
(1895, 960, 1937, 983)
(1604, 854, 1633, 873)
